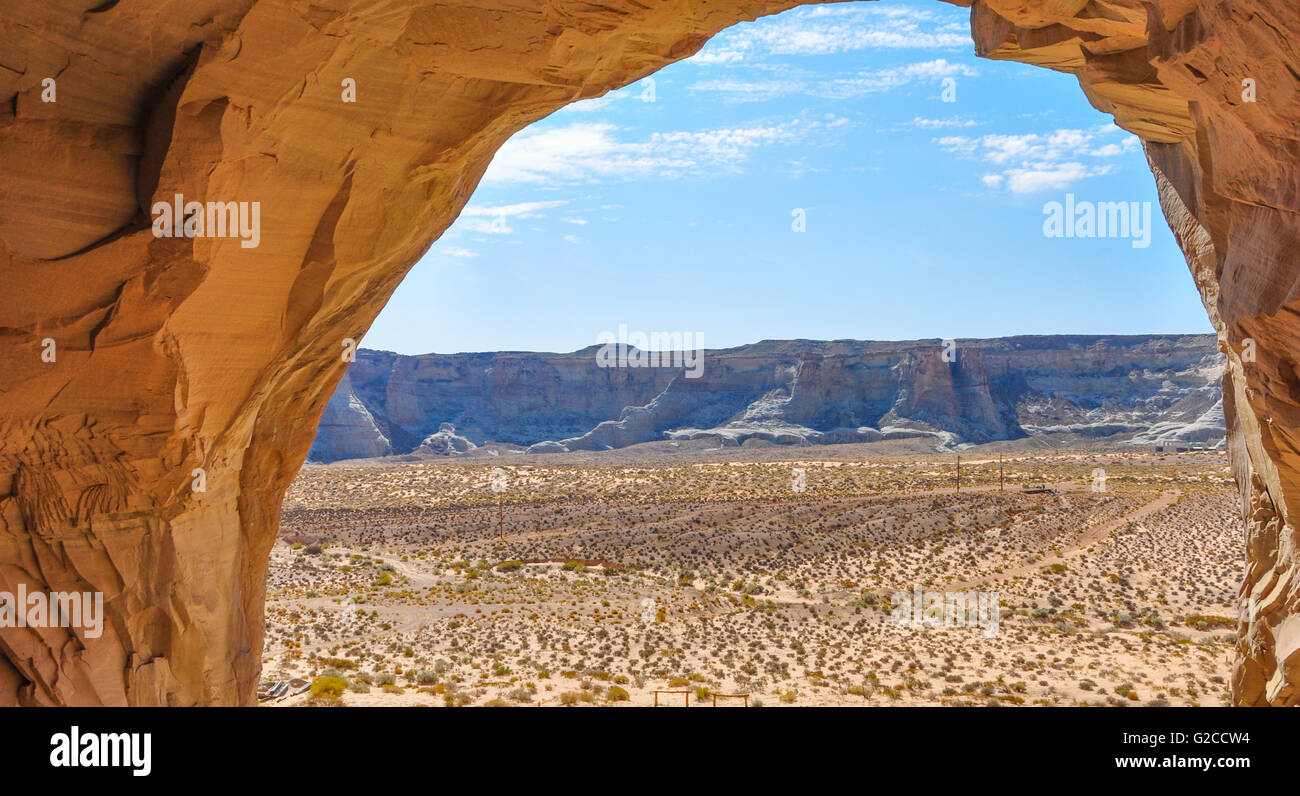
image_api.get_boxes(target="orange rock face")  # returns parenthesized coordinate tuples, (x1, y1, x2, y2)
(0, 0, 1296, 705)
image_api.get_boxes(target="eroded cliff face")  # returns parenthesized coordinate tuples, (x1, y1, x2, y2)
(310, 336, 1224, 461)
(0, 0, 1296, 705)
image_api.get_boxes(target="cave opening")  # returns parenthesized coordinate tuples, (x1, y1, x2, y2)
(274, 1, 1238, 708)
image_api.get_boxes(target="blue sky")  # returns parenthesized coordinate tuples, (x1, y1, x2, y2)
(364, 0, 1213, 356)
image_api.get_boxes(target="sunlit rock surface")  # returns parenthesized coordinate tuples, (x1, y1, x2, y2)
(0, 0, 1297, 704)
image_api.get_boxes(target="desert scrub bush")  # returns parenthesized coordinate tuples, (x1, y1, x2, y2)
(779, 690, 797, 704)
(416, 670, 438, 685)
(375, 673, 397, 686)
(506, 687, 533, 703)
(558, 690, 594, 706)
(608, 686, 630, 702)
(309, 675, 349, 701)
(497, 560, 522, 572)
(442, 689, 473, 707)
(668, 677, 690, 688)
(347, 683, 370, 694)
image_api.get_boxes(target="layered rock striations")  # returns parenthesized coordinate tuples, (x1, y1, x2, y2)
(1, 0, 1298, 704)
(311, 336, 1225, 461)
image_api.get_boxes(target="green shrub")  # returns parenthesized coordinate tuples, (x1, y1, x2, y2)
(309, 675, 348, 701)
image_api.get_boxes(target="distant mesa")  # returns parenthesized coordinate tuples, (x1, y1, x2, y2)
(307, 335, 1225, 463)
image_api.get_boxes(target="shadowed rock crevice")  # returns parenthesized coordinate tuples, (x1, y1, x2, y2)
(0, 0, 1298, 705)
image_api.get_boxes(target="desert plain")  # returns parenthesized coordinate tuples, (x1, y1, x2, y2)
(262, 440, 1240, 707)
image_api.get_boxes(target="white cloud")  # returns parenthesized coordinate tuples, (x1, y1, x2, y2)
(936, 127, 1135, 193)
(458, 200, 568, 234)
(461, 219, 509, 234)
(910, 116, 979, 129)
(462, 200, 568, 217)
(563, 235, 581, 244)
(442, 247, 479, 258)
(483, 118, 842, 185)
(1004, 163, 1107, 193)
(689, 59, 976, 102)
(689, 4, 970, 65)
(691, 46, 746, 65)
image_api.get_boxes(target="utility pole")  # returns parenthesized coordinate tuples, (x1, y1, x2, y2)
(955, 454, 960, 492)
(999, 454, 1004, 492)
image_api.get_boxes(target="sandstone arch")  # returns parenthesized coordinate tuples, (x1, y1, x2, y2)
(0, 0, 1295, 705)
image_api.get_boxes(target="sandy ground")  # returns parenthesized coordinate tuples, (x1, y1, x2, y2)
(261, 447, 1239, 707)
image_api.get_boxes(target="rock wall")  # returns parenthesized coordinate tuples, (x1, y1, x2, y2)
(0, 0, 1297, 705)
(311, 336, 1224, 461)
